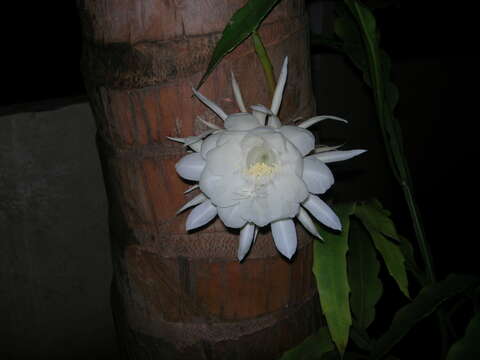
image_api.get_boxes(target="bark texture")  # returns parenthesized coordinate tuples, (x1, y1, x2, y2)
(78, 0, 319, 358)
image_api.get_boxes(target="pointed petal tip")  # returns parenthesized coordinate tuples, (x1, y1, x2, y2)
(167, 136, 184, 143)
(185, 200, 217, 232)
(191, 87, 228, 120)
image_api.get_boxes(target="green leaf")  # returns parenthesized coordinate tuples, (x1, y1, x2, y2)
(314, 202, 355, 356)
(370, 275, 480, 360)
(279, 327, 335, 360)
(355, 200, 399, 241)
(197, 0, 281, 89)
(398, 235, 426, 285)
(348, 219, 383, 331)
(447, 312, 480, 360)
(350, 326, 372, 351)
(355, 201, 409, 298)
(334, 14, 362, 45)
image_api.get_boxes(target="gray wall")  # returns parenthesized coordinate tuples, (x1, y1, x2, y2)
(0, 102, 118, 359)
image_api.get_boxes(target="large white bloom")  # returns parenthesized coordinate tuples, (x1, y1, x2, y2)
(170, 57, 366, 261)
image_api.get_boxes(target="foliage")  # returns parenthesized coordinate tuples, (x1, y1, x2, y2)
(313, 202, 355, 356)
(197, 0, 281, 89)
(199, 0, 480, 358)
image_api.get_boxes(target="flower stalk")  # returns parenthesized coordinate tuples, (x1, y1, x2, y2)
(344, 0, 436, 285)
(252, 31, 277, 96)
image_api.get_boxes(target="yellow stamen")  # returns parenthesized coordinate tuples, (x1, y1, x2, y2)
(246, 162, 276, 177)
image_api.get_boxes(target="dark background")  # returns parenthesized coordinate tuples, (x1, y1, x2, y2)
(1, 1, 478, 359)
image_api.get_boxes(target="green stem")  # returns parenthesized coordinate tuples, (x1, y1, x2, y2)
(345, 1, 449, 356)
(345, 0, 436, 285)
(252, 31, 276, 96)
(401, 182, 435, 283)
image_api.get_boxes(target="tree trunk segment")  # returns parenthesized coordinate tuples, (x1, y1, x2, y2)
(78, 0, 319, 358)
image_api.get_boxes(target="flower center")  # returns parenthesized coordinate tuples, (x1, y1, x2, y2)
(246, 146, 277, 177)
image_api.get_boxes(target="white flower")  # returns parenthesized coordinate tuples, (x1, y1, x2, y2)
(170, 57, 366, 261)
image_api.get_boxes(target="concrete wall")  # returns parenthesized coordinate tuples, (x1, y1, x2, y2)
(0, 102, 119, 359)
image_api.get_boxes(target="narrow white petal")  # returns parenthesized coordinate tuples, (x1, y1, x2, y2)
(271, 57, 288, 115)
(302, 156, 334, 194)
(271, 218, 297, 259)
(188, 139, 202, 152)
(278, 125, 315, 155)
(168, 135, 203, 152)
(231, 72, 247, 112)
(297, 207, 323, 240)
(238, 223, 255, 261)
(177, 193, 207, 214)
(197, 116, 221, 130)
(167, 136, 187, 144)
(267, 115, 282, 128)
(314, 144, 344, 153)
(298, 115, 348, 129)
(186, 200, 218, 231)
(184, 184, 199, 194)
(175, 153, 206, 181)
(302, 195, 341, 231)
(314, 149, 367, 163)
(192, 88, 228, 121)
(251, 104, 273, 126)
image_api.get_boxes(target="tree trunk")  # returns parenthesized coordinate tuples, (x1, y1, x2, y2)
(77, 1, 319, 358)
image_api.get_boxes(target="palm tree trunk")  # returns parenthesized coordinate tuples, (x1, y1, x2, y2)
(77, 0, 318, 358)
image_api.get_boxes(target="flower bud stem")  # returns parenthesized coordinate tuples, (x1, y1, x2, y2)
(252, 31, 276, 96)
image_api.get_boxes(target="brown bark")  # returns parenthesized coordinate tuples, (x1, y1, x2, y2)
(77, 0, 319, 358)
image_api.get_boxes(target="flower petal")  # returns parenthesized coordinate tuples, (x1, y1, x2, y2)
(192, 88, 228, 121)
(267, 115, 282, 128)
(217, 204, 247, 228)
(298, 115, 348, 129)
(238, 223, 255, 261)
(297, 207, 323, 240)
(224, 113, 261, 131)
(177, 193, 207, 214)
(231, 72, 247, 112)
(167, 135, 202, 151)
(271, 218, 297, 259)
(196, 116, 221, 130)
(271, 57, 288, 115)
(251, 104, 272, 126)
(278, 125, 315, 156)
(175, 153, 206, 181)
(314, 144, 344, 153)
(184, 184, 199, 194)
(186, 200, 218, 231)
(302, 156, 334, 194)
(314, 149, 367, 163)
(188, 139, 202, 152)
(302, 195, 341, 231)
(200, 133, 221, 159)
